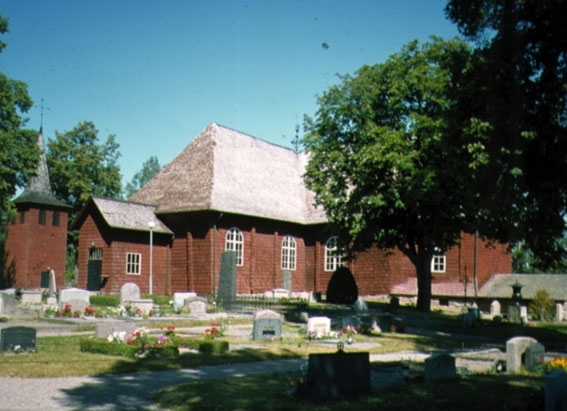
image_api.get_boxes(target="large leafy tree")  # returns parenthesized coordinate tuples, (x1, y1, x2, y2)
(47, 121, 122, 217)
(124, 155, 162, 198)
(445, 0, 567, 269)
(303, 37, 489, 312)
(0, 14, 40, 219)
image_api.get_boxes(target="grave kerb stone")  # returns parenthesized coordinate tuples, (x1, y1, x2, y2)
(95, 320, 138, 338)
(272, 288, 291, 299)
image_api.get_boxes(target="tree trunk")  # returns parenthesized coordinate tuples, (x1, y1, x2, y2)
(415, 252, 433, 312)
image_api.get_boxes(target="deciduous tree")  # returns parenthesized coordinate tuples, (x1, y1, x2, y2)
(124, 155, 162, 198)
(303, 37, 489, 312)
(445, 0, 567, 269)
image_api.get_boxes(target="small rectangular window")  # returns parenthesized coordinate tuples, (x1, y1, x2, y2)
(431, 254, 446, 273)
(38, 209, 46, 225)
(126, 253, 141, 275)
(19, 211, 25, 224)
(52, 211, 60, 227)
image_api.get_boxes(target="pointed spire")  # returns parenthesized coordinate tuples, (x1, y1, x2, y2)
(14, 129, 69, 208)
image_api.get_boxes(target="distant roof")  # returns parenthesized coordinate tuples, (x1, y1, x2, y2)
(129, 123, 327, 225)
(478, 273, 567, 301)
(14, 129, 69, 209)
(79, 197, 171, 234)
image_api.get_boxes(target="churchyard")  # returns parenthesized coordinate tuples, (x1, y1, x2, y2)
(0, 284, 566, 410)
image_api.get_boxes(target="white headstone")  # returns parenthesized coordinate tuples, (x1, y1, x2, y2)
(273, 288, 290, 299)
(173, 292, 197, 311)
(556, 303, 564, 322)
(188, 300, 207, 315)
(120, 283, 141, 304)
(506, 336, 539, 373)
(490, 300, 501, 316)
(59, 287, 91, 309)
(307, 316, 331, 337)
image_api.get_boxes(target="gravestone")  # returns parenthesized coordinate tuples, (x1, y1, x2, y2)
(508, 305, 524, 324)
(556, 303, 565, 322)
(120, 283, 141, 304)
(0, 293, 17, 315)
(187, 300, 207, 316)
(545, 370, 567, 411)
(506, 336, 539, 373)
(490, 300, 501, 317)
(64, 299, 89, 314)
(524, 342, 545, 371)
(20, 290, 42, 304)
(342, 315, 361, 329)
(95, 320, 138, 338)
(272, 288, 290, 299)
(307, 351, 370, 398)
(217, 251, 237, 309)
(307, 316, 331, 338)
(375, 313, 393, 332)
(281, 271, 292, 291)
(0, 326, 36, 352)
(425, 353, 457, 382)
(59, 287, 91, 310)
(173, 292, 196, 311)
(353, 298, 368, 313)
(252, 309, 282, 340)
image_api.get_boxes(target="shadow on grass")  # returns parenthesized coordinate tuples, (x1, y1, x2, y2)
(58, 350, 305, 410)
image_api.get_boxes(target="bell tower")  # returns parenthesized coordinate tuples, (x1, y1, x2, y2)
(4, 128, 70, 289)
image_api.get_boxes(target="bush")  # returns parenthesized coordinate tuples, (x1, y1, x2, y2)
(90, 295, 120, 307)
(79, 337, 180, 359)
(198, 340, 229, 355)
(528, 289, 555, 321)
(326, 266, 358, 304)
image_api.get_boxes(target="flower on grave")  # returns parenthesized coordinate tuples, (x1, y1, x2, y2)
(341, 325, 358, 337)
(540, 357, 567, 374)
(204, 323, 225, 340)
(60, 304, 73, 317)
(84, 305, 96, 316)
(107, 331, 127, 344)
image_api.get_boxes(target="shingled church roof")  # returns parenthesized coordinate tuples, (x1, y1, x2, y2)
(129, 123, 327, 225)
(13, 129, 69, 209)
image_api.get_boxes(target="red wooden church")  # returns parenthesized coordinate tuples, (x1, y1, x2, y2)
(72, 123, 512, 298)
(4, 129, 70, 289)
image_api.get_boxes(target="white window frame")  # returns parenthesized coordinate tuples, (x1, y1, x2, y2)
(126, 252, 141, 275)
(225, 227, 244, 266)
(281, 235, 297, 270)
(325, 236, 344, 272)
(431, 249, 446, 273)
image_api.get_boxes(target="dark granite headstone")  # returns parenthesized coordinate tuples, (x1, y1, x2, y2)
(545, 370, 567, 411)
(307, 351, 370, 398)
(217, 251, 237, 308)
(0, 326, 36, 352)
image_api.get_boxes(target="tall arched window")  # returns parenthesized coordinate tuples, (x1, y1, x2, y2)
(281, 235, 296, 270)
(225, 227, 244, 266)
(325, 236, 344, 272)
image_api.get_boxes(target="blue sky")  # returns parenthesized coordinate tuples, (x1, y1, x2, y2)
(0, 0, 459, 185)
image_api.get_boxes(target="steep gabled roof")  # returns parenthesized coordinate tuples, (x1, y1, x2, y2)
(130, 123, 327, 225)
(14, 129, 69, 209)
(72, 196, 172, 234)
(478, 273, 567, 301)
